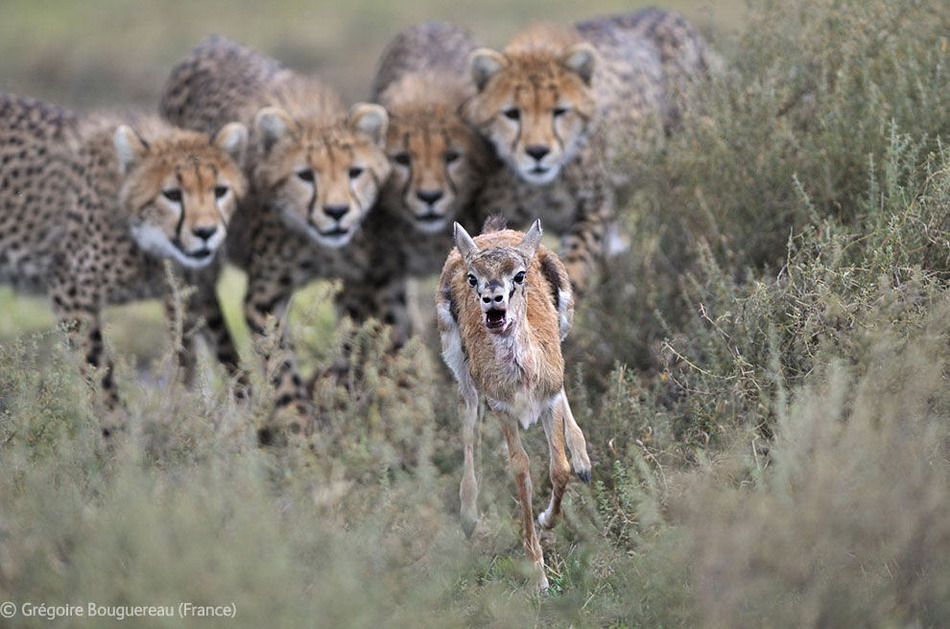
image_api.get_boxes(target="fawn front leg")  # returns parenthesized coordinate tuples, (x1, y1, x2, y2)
(538, 399, 572, 530)
(500, 416, 548, 593)
(459, 392, 480, 538)
(559, 391, 591, 483)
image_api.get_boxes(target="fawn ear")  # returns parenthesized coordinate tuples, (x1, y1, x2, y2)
(470, 48, 507, 91)
(453, 222, 478, 263)
(114, 125, 149, 175)
(517, 220, 543, 259)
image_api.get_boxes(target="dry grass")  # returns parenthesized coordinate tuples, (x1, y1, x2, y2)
(2, 0, 950, 626)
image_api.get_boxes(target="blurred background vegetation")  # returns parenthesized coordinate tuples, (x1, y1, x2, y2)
(2, 0, 950, 627)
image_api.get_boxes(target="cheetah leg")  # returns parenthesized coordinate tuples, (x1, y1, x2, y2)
(57, 305, 122, 438)
(189, 280, 250, 400)
(500, 415, 549, 593)
(459, 392, 480, 538)
(537, 400, 572, 530)
(245, 272, 308, 444)
(560, 180, 613, 294)
(331, 269, 411, 383)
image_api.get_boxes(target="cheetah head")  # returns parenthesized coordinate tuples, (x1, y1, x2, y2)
(462, 42, 598, 185)
(251, 103, 391, 248)
(115, 121, 248, 269)
(379, 75, 491, 234)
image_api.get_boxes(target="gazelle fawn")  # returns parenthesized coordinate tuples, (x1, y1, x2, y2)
(436, 217, 591, 592)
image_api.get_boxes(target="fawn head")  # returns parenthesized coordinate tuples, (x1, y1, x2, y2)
(453, 220, 542, 335)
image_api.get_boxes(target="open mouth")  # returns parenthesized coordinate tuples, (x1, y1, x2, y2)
(485, 308, 507, 331)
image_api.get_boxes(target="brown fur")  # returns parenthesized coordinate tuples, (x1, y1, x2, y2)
(0, 94, 247, 436)
(436, 220, 590, 592)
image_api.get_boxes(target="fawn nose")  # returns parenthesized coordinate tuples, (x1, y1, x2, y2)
(323, 204, 349, 221)
(481, 294, 505, 304)
(525, 145, 550, 161)
(416, 189, 444, 205)
(192, 226, 218, 241)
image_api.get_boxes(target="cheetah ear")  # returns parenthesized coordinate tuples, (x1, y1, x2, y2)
(349, 103, 389, 147)
(114, 125, 149, 175)
(254, 106, 295, 153)
(469, 48, 507, 92)
(453, 222, 478, 264)
(213, 122, 248, 166)
(517, 220, 543, 260)
(561, 43, 597, 85)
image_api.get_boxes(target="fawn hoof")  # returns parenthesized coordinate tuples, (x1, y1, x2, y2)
(576, 468, 591, 484)
(460, 506, 478, 539)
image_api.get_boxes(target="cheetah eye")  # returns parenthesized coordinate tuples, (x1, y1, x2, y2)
(513, 271, 525, 284)
(393, 152, 411, 166)
(467, 274, 477, 287)
(296, 169, 315, 183)
(444, 150, 460, 164)
(553, 106, 569, 117)
(214, 185, 229, 199)
(503, 108, 520, 121)
(348, 166, 364, 179)
(162, 189, 182, 203)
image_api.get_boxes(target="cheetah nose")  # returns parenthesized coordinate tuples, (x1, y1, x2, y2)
(323, 204, 350, 221)
(416, 189, 444, 205)
(525, 145, 550, 161)
(192, 226, 218, 241)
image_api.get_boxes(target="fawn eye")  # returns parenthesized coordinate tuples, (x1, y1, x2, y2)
(162, 189, 182, 203)
(348, 166, 364, 179)
(444, 150, 460, 164)
(467, 274, 477, 287)
(553, 106, 569, 117)
(296, 169, 315, 183)
(503, 108, 520, 121)
(214, 185, 229, 199)
(393, 152, 411, 166)
(513, 271, 525, 284)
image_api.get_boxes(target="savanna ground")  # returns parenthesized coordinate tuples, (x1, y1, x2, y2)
(2, 0, 950, 626)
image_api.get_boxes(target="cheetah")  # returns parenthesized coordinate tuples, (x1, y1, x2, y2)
(160, 36, 391, 438)
(0, 94, 247, 434)
(463, 8, 720, 292)
(333, 22, 498, 344)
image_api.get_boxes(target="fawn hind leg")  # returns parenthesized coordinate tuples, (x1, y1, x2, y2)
(459, 393, 480, 538)
(538, 402, 572, 530)
(500, 416, 548, 592)
(559, 391, 591, 483)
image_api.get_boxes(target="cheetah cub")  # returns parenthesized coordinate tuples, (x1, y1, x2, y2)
(437, 216, 591, 592)
(0, 94, 247, 434)
(335, 21, 496, 344)
(161, 37, 391, 439)
(464, 8, 720, 292)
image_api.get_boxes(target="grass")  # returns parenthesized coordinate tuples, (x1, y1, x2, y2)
(2, 0, 950, 626)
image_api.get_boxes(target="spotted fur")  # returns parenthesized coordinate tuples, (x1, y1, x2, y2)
(160, 36, 391, 437)
(331, 22, 498, 348)
(464, 8, 719, 292)
(0, 93, 247, 434)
